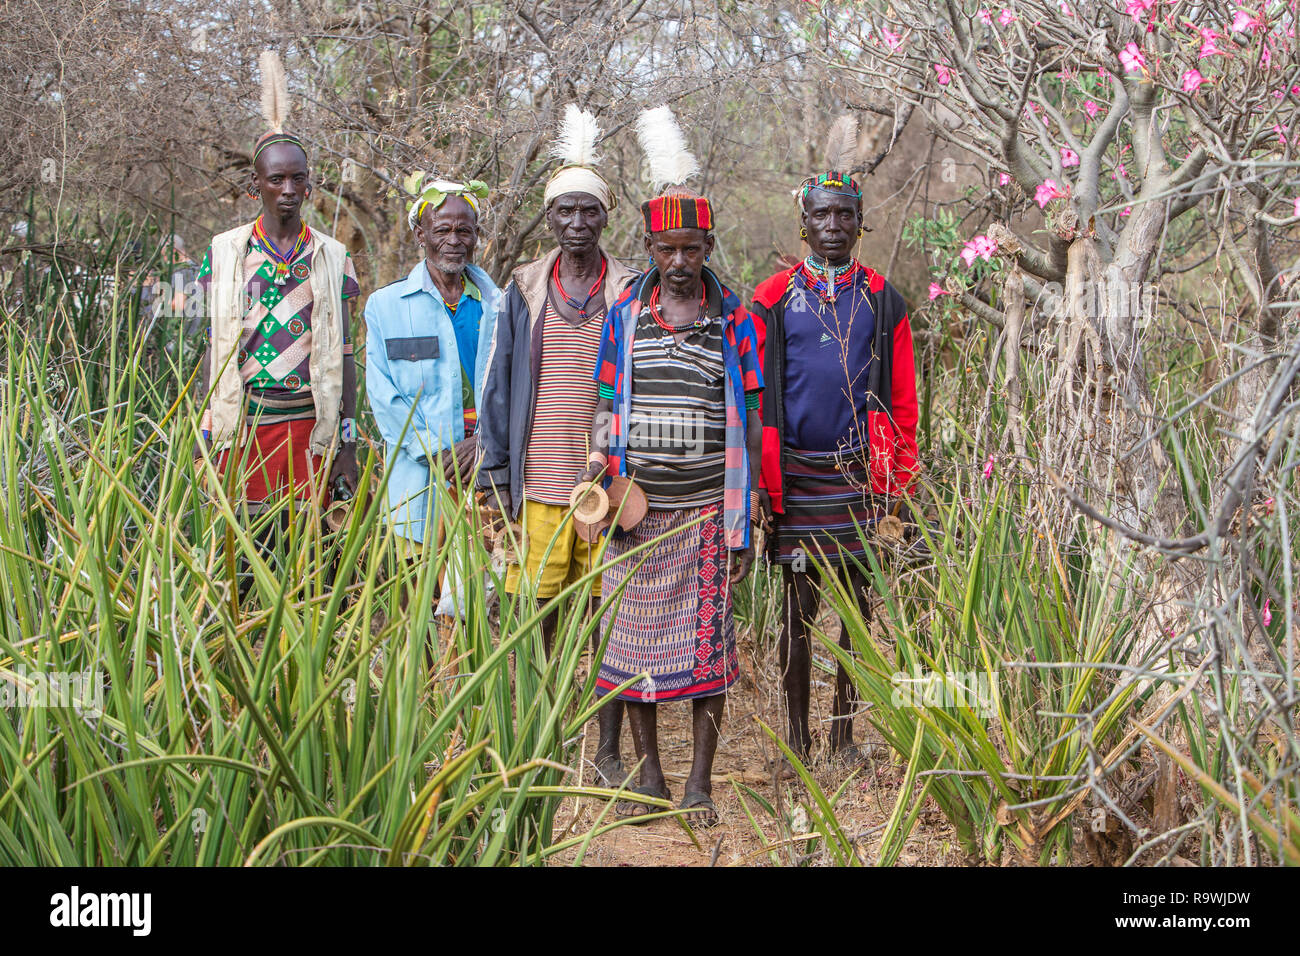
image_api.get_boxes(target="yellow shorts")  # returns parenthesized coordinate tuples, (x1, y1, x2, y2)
(504, 499, 604, 599)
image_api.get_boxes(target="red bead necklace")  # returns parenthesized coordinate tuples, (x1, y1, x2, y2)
(551, 255, 608, 320)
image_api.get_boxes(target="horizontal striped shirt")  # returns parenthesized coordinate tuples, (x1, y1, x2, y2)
(523, 301, 605, 505)
(625, 308, 726, 508)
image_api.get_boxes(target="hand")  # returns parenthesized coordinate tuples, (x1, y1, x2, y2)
(753, 488, 774, 533)
(577, 462, 605, 486)
(485, 486, 512, 518)
(728, 545, 755, 585)
(330, 443, 358, 496)
(452, 433, 478, 487)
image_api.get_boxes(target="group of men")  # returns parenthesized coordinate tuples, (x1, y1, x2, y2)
(195, 108, 918, 829)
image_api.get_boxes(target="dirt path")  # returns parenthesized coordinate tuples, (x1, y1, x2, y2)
(551, 616, 963, 866)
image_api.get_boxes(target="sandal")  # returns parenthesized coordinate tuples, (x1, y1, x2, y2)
(615, 785, 671, 822)
(679, 790, 721, 829)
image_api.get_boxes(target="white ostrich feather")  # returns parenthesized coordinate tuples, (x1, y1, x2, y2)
(825, 114, 860, 172)
(635, 105, 700, 192)
(551, 104, 602, 168)
(259, 51, 290, 132)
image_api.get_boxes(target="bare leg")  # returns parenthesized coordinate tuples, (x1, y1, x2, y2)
(778, 564, 820, 758)
(685, 694, 724, 795)
(828, 563, 872, 755)
(624, 700, 666, 795)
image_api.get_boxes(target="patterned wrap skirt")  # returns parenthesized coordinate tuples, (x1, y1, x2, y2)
(596, 502, 739, 703)
(771, 445, 885, 566)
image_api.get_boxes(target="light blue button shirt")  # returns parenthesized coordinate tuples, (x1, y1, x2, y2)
(363, 260, 500, 543)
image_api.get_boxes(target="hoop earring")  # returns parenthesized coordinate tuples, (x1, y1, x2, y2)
(799, 227, 808, 240)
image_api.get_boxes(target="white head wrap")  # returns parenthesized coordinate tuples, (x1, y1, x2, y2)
(543, 166, 615, 211)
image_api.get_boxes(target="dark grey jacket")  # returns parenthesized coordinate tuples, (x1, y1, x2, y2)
(476, 247, 637, 518)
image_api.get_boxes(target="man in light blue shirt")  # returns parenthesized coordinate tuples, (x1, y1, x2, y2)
(363, 177, 500, 548)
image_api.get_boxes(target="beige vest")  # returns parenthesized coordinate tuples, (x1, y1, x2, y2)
(207, 221, 348, 456)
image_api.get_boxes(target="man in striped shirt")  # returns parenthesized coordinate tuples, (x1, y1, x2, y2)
(477, 159, 636, 788)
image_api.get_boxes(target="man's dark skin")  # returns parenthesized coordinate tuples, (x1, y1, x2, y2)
(767, 186, 875, 764)
(196, 141, 358, 494)
(487, 190, 627, 786)
(578, 226, 762, 825)
(412, 194, 480, 488)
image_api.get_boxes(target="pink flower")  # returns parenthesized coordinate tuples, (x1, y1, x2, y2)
(982, 455, 995, 479)
(998, 172, 1011, 185)
(1125, 0, 1155, 23)
(1120, 206, 1132, 217)
(1084, 100, 1101, 118)
(1262, 599, 1272, 626)
(934, 63, 953, 85)
(1200, 37, 1229, 57)
(1034, 179, 1066, 207)
(998, 8, 1016, 24)
(1197, 26, 1220, 42)
(1058, 0, 1072, 14)
(1275, 123, 1288, 146)
(977, 7, 992, 24)
(880, 28, 905, 51)
(1119, 42, 1146, 72)
(959, 234, 998, 267)
(1231, 8, 1263, 32)
(1293, 197, 1300, 217)
(928, 282, 951, 300)
(1060, 147, 1080, 167)
(1181, 68, 1205, 92)
(1272, 89, 1285, 99)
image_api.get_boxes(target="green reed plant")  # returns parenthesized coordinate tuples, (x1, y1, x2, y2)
(0, 252, 690, 865)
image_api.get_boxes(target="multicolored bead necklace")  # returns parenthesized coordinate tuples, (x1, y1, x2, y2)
(551, 255, 607, 320)
(799, 255, 859, 304)
(252, 216, 311, 285)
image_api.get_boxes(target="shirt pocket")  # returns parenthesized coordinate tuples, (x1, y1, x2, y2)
(385, 335, 440, 397)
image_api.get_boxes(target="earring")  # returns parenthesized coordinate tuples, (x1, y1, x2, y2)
(857, 227, 864, 237)
(799, 227, 808, 240)
(305, 185, 313, 198)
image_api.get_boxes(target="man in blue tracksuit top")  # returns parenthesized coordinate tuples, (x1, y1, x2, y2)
(363, 177, 500, 554)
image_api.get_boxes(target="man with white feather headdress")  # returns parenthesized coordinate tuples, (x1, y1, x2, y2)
(750, 114, 919, 768)
(196, 52, 360, 520)
(477, 104, 637, 787)
(575, 106, 765, 828)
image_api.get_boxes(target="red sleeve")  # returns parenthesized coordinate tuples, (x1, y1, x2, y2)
(889, 309, 920, 492)
(749, 296, 785, 513)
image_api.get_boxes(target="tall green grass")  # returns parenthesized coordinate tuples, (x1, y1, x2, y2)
(0, 234, 662, 865)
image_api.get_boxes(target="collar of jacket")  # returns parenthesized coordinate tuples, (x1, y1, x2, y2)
(511, 246, 636, 324)
(395, 260, 496, 302)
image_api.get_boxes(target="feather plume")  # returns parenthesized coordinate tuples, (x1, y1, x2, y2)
(825, 114, 860, 172)
(259, 50, 290, 132)
(551, 104, 602, 168)
(635, 106, 700, 192)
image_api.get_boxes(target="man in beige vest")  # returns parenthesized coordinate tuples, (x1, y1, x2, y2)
(195, 129, 360, 519)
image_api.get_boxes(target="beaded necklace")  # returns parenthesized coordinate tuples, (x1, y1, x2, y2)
(799, 255, 859, 304)
(647, 282, 710, 334)
(551, 255, 607, 321)
(252, 216, 310, 286)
